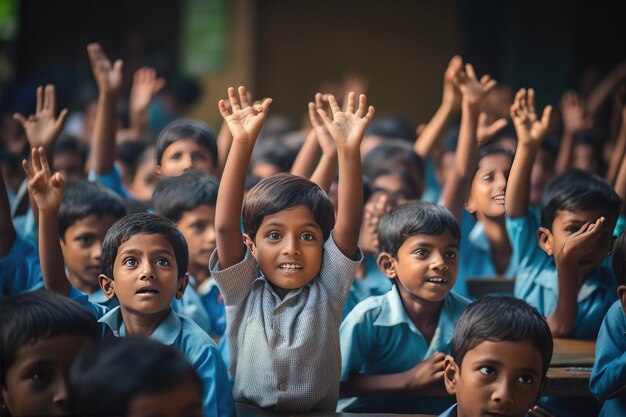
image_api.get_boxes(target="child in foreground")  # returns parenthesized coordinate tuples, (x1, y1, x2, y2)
(339, 202, 470, 414)
(441, 296, 554, 417)
(68, 337, 204, 417)
(24, 147, 234, 417)
(210, 87, 373, 410)
(0, 290, 99, 417)
(589, 230, 626, 416)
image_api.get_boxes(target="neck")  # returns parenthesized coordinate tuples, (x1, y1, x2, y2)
(476, 213, 512, 274)
(119, 307, 170, 337)
(188, 263, 210, 285)
(396, 284, 442, 344)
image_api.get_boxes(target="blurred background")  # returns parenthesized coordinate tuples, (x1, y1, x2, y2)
(0, 0, 625, 134)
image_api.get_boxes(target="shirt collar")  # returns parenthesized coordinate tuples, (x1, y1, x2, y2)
(88, 289, 110, 305)
(98, 307, 181, 345)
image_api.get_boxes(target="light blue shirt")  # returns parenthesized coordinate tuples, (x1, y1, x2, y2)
(590, 300, 626, 417)
(196, 276, 227, 338)
(339, 285, 469, 413)
(88, 163, 132, 199)
(342, 254, 392, 319)
(172, 275, 213, 335)
(69, 288, 235, 417)
(438, 404, 457, 417)
(0, 235, 43, 298)
(88, 288, 119, 309)
(506, 210, 617, 339)
(455, 212, 516, 298)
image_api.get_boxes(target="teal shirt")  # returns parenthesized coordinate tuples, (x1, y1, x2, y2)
(339, 285, 470, 413)
(342, 254, 392, 319)
(506, 209, 617, 339)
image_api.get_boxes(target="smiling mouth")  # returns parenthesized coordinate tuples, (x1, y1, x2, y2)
(492, 194, 505, 204)
(426, 277, 448, 284)
(278, 263, 303, 271)
(136, 288, 159, 295)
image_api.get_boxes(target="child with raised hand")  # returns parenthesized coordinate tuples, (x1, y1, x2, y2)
(339, 202, 470, 414)
(0, 290, 100, 417)
(210, 86, 372, 411)
(441, 296, 554, 417)
(589, 230, 626, 416)
(23, 147, 234, 417)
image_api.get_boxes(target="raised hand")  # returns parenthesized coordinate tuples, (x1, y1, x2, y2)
(442, 55, 463, 110)
(87, 43, 123, 95)
(22, 147, 65, 213)
(218, 86, 272, 143)
(477, 111, 508, 146)
(359, 192, 394, 254)
(510, 88, 553, 146)
(453, 63, 497, 107)
(557, 217, 608, 269)
(404, 352, 446, 390)
(130, 67, 165, 117)
(560, 90, 591, 134)
(13, 85, 68, 151)
(308, 93, 336, 156)
(316, 92, 375, 152)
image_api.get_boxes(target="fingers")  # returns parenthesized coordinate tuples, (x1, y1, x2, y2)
(112, 59, 124, 74)
(482, 78, 497, 94)
(12, 113, 27, 126)
(315, 92, 323, 110)
(259, 98, 272, 113)
(22, 158, 34, 178)
(218, 99, 230, 118)
(36, 86, 43, 113)
(31, 147, 42, 173)
(527, 88, 537, 116)
(38, 147, 51, 175)
(44, 84, 56, 114)
(364, 105, 376, 121)
(346, 92, 356, 114)
(51, 172, 65, 190)
(316, 108, 334, 130)
(464, 63, 477, 81)
(308, 102, 321, 129)
(541, 105, 553, 129)
(356, 94, 366, 117)
(55, 109, 69, 131)
(239, 86, 251, 108)
(328, 95, 341, 114)
(227, 87, 241, 111)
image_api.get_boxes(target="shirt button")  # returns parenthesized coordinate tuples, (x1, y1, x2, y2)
(278, 383, 287, 391)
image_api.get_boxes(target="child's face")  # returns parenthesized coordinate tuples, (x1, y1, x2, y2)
(540, 209, 613, 274)
(101, 233, 187, 316)
(467, 154, 512, 218)
(380, 231, 459, 303)
(129, 158, 158, 202)
(372, 173, 418, 206)
(53, 152, 86, 184)
(126, 376, 203, 417)
(245, 205, 324, 298)
(157, 139, 215, 177)
(572, 143, 600, 174)
(2, 334, 91, 417)
(61, 214, 119, 294)
(177, 205, 216, 274)
(444, 340, 544, 417)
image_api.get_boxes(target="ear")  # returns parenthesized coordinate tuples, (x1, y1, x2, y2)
(618, 285, 626, 314)
(537, 227, 554, 256)
(155, 164, 162, 177)
(1, 389, 10, 416)
(465, 193, 477, 214)
(377, 252, 397, 280)
(175, 274, 189, 300)
(443, 355, 459, 395)
(99, 274, 116, 300)
(243, 234, 257, 257)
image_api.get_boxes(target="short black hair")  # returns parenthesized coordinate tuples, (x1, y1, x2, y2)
(59, 181, 127, 239)
(243, 173, 335, 241)
(54, 134, 88, 165)
(371, 167, 422, 201)
(477, 144, 515, 166)
(153, 170, 219, 223)
(116, 141, 153, 182)
(362, 140, 425, 197)
(155, 119, 217, 166)
(0, 290, 100, 385)
(68, 337, 201, 416)
(451, 296, 553, 379)
(613, 230, 626, 286)
(540, 170, 620, 229)
(250, 143, 297, 173)
(378, 201, 460, 257)
(101, 212, 188, 280)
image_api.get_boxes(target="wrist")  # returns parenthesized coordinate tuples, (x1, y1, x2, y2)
(462, 100, 482, 113)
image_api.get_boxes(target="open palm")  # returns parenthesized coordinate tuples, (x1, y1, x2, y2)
(22, 147, 65, 212)
(317, 92, 375, 151)
(510, 88, 552, 144)
(219, 86, 272, 142)
(13, 85, 68, 149)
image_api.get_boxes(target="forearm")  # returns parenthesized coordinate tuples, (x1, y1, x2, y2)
(290, 130, 321, 178)
(216, 122, 233, 178)
(129, 107, 148, 139)
(505, 142, 539, 217)
(587, 65, 626, 120)
(414, 103, 456, 158)
(309, 153, 337, 193)
(0, 171, 16, 257)
(547, 259, 579, 337)
(215, 139, 253, 268)
(91, 92, 119, 174)
(607, 118, 626, 183)
(334, 148, 362, 258)
(38, 210, 72, 295)
(555, 131, 575, 174)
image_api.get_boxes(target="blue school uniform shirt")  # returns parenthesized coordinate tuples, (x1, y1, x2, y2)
(339, 285, 470, 413)
(88, 164, 132, 199)
(196, 277, 227, 337)
(455, 211, 516, 298)
(342, 254, 392, 319)
(506, 209, 617, 339)
(421, 159, 441, 204)
(590, 300, 626, 417)
(0, 235, 43, 297)
(68, 288, 235, 417)
(172, 275, 213, 334)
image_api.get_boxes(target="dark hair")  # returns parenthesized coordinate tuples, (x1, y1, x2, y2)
(155, 119, 217, 166)
(540, 170, 620, 229)
(573, 128, 606, 174)
(371, 167, 422, 201)
(474, 144, 515, 177)
(451, 296, 553, 379)
(613, 230, 626, 286)
(153, 170, 219, 222)
(101, 213, 188, 279)
(362, 140, 425, 196)
(250, 143, 296, 173)
(59, 181, 127, 239)
(68, 337, 202, 416)
(243, 173, 335, 241)
(378, 201, 460, 257)
(0, 290, 100, 385)
(53, 134, 88, 165)
(116, 141, 153, 182)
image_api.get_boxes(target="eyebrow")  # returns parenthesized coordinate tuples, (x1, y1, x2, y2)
(410, 242, 459, 250)
(120, 248, 175, 257)
(262, 221, 320, 230)
(476, 359, 541, 376)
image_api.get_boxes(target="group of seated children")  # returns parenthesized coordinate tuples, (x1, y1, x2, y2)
(2, 43, 626, 417)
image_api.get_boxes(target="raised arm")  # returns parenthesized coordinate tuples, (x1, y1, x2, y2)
(0, 165, 16, 258)
(586, 61, 626, 121)
(290, 129, 322, 179)
(505, 89, 552, 218)
(414, 55, 463, 158)
(440, 64, 499, 221)
(606, 92, 626, 183)
(129, 67, 165, 139)
(309, 94, 338, 192)
(555, 91, 590, 174)
(216, 86, 272, 268)
(317, 92, 374, 258)
(22, 147, 72, 296)
(87, 43, 123, 175)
